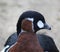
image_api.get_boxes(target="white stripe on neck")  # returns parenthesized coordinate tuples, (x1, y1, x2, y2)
(21, 29, 27, 33)
(25, 18, 34, 22)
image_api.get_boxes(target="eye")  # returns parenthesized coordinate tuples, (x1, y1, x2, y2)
(37, 20, 44, 28)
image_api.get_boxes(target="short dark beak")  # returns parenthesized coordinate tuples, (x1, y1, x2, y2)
(44, 23, 51, 30)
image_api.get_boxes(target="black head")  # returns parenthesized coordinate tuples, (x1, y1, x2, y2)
(17, 11, 51, 35)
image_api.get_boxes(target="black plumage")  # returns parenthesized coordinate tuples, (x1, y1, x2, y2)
(37, 34, 59, 52)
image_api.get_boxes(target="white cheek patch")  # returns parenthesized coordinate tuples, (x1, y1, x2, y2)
(37, 21, 44, 28)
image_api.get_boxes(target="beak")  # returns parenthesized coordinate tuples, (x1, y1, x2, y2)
(44, 23, 51, 30)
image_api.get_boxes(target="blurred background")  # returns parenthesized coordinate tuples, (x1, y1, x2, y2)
(0, 0, 60, 51)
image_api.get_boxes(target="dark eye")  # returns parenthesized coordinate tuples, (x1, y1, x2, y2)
(37, 20, 44, 28)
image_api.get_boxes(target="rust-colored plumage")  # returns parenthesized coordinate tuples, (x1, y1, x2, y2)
(21, 19, 33, 32)
(9, 32, 43, 52)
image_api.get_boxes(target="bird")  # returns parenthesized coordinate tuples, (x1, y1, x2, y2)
(1, 10, 51, 52)
(4, 10, 51, 47)
(6, 18, 44, 52)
